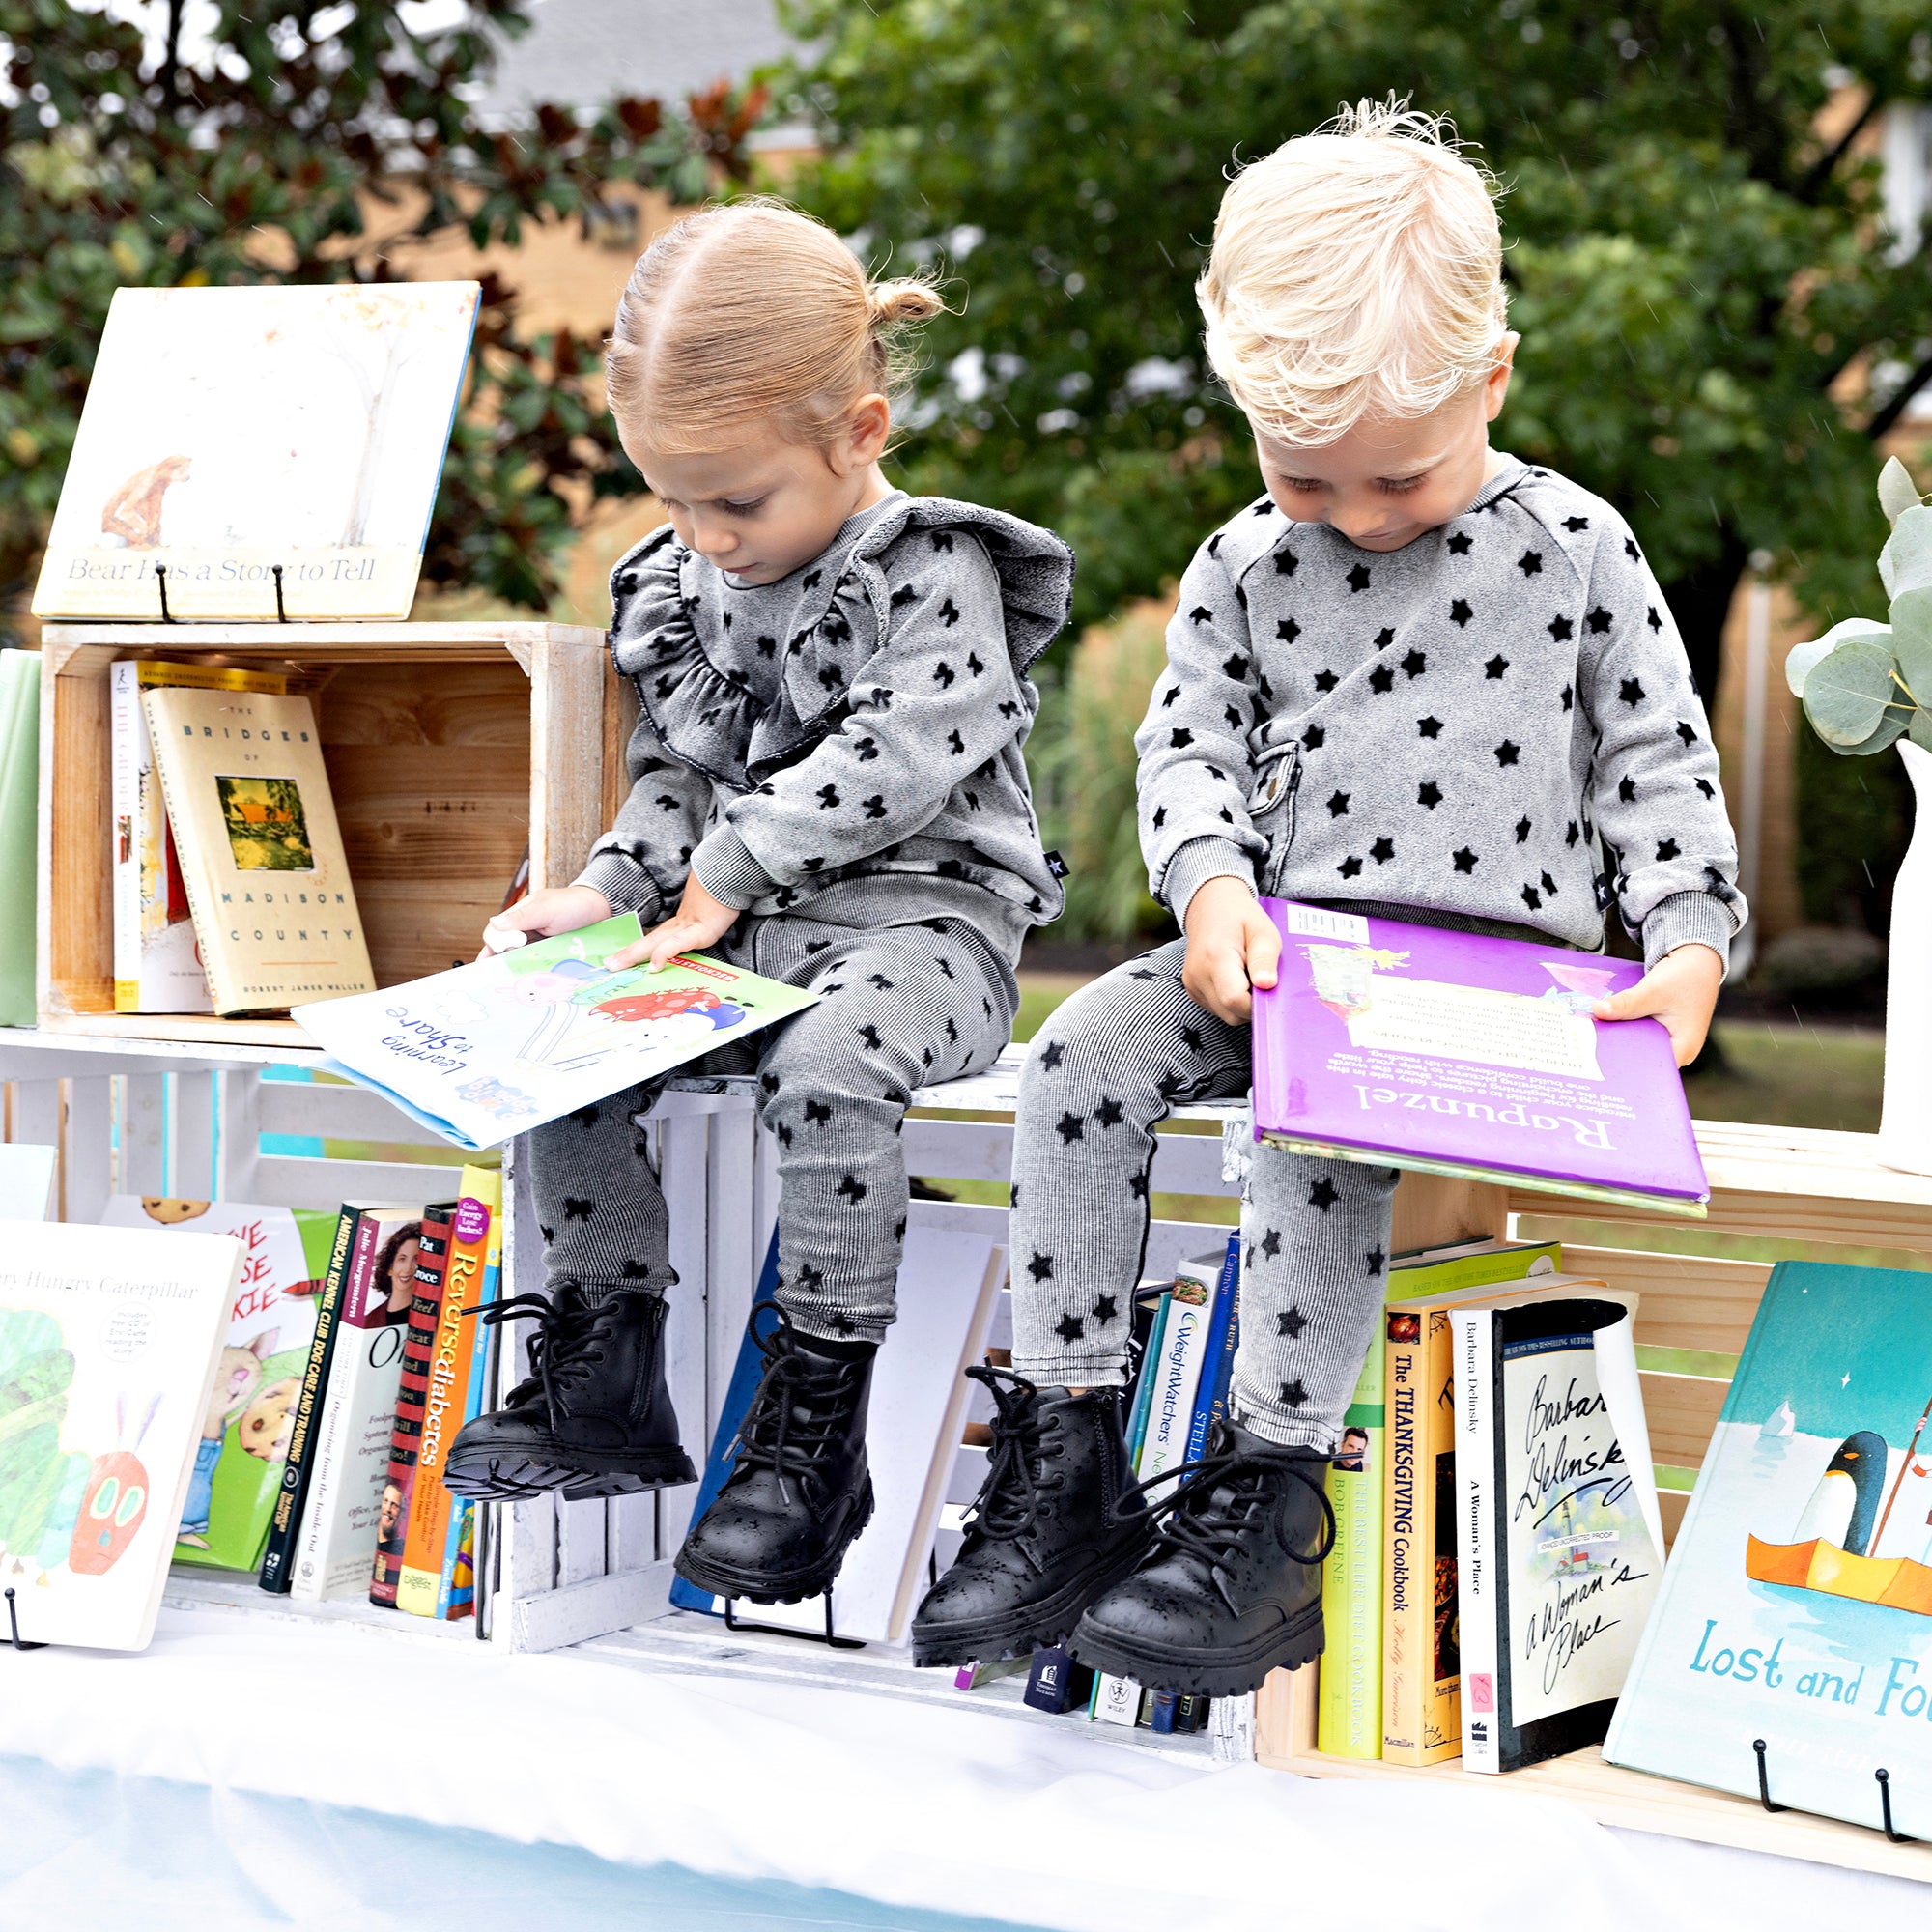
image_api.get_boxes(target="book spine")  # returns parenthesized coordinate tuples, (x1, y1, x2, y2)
(1123, 1291, 1171, 1468)
(1382, 1311, 1428, 1762)
(110, 662, 138, 1010)
(258, 1206, 358, 1593)
(439, 1185, 503, 1618)
(371, 1204, 453, 1608)
(139, 688, 231, 1014)
(1136, 1285, 1214, 1480)
(288, 1211, 386, 1601)
(1318, 1350, 1383, 1757)
(400, 1186, 492, 1616)
(1182, 1236, 1241, 1463)
(1453, 1308, 1501, 1773)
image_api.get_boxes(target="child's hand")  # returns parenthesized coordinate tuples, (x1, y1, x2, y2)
(477, 885, 611, 959)
(610, 873, 739, 973)
(1592, 944, 1724, 1067)
(1181, 876, 1280, 1025)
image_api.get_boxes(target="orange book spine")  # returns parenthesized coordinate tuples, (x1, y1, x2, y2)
(395, 1188, 492, 1616)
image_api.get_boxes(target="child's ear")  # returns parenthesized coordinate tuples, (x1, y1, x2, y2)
(841, 393, 892, 471)
(1484, 333, 1520, 421)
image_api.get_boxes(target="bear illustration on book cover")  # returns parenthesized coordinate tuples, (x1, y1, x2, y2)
(1607, 1261, 1932, 1836)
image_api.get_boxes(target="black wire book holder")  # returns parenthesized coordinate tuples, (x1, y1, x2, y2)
(155, 561, 294, 623)
(4, 1587, 45, 1651)
(1753, 1736, 1915, 1844)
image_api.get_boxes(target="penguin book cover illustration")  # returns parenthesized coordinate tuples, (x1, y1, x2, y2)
(294, 913, 820, 1150)
(1607, 1261, 1932, 1835)
(0, 1218, 240, 1649)
(99, 1196, 334, 1572)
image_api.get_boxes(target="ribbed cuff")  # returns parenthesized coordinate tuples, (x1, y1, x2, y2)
(573, 849, 663, 921)
(689, 823, 780, 911)
(1641, 890, 1737, 975)
(1161, 837, 1258, 927)
(1008, 1354, 1131, 1391)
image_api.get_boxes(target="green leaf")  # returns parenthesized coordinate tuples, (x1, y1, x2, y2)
(1911, 708, 1932, 754)
(1880, 457, 1924, 527)
(1786, 618, 1889, 698)
(1802, 637, 1900, 747)
(1824, 706, 1910, 758)
(1879, 505, 1932, 602)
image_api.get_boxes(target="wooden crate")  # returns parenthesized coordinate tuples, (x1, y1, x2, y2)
(36, 621, 632, 1048)
(1257, 1121, 1932, 1883)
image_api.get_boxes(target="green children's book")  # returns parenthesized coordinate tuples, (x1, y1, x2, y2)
(101, 1195, 334, 1571)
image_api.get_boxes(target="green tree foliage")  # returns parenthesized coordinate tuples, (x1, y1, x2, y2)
(779, 0, 1932, 703)
(0, 2, 757, 626)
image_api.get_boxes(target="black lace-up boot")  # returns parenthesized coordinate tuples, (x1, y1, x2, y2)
(673, 1309, 876, 1605)
(1070, 1418, 1335, 1696)
(910, 1371, 1152, 1668)
(442, 1285, 696, 1501)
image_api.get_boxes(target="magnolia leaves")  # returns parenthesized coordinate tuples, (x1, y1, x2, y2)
(1787, 460, 1931, 757)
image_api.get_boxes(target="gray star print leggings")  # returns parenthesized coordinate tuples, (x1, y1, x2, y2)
(527, 912, 1016, 1342)
(1008, 934, 1397, 1454)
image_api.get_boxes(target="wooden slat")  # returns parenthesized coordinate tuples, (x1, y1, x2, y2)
(41, 620, 606, 660)
(529, 624, 611, 892)
(555, 1495, 609, 1587)
(1393, 1172, 1509, 1254)
(1563, 1244, 1773, 1357)
(120, 1072, 168, 1196)
(660, 1114, 711, 1553)
(39, 647, 113, 1016)
(62, 1076, 114, 1223)
(37, 1010, 315, 1050)
(508, 1558, 677, 1653)
(251, 1153, 468, 1210)
(172, 1068, 216, 1196)
(1660, 1487, 1690, 1549)
(257, 1077, 457, 1148)
(1639, 1371, 1731, 1468)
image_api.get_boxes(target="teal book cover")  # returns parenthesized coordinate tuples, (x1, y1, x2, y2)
(1606, 1260, 1932, 1835)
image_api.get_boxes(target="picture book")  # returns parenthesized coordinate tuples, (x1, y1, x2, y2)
(1455, 1293, 1661, 1772)
(1318, 1238, 1560, 1760)
(1382, 1268, 1605, 1767)
(675, 1226, 1004, 1644)
(99, 1195, 331, 1572)
(1250, 900, 1707, 1215)
(1606, 1262, 1932, 1837)
(371, 1203, 453, 1607)
(112, 659, 289, 1012)
(295, 915, 821, 1150)
(143, 684, 374, 1014)
(0, 1217, 241, 1649)
(398, 1167, 498, 1619)
(33, 282, 480, 621)
(288, 1205, 422, 1602)
(0, 648, 40, 1027)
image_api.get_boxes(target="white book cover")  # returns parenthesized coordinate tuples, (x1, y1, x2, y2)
(1134, 1249, 1223, 1482)
(290, 1207, 421, 1602)
(34, 283, 480, 621)
(1093, 1674, 1142, 1726)
(725, 1226, 1004, 1645)
(0, 1218, 240, 1649)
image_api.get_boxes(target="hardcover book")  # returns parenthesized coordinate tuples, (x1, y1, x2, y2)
(1318, 1238, 1562, 1760)
(33, 282, 479, 622)
(288, 1205, 422, 1602)
(1453, 1293, 1661, 1773)
(1606, 1262, 1932, 1837)
(1250, 900, 1707, 1215)
(99, 1195, 331, 1572)
(0, 1218, 241, 1649)
(1135, 1249, 1222, 1482)
(111, 660, 288, 1013)
(143, 685, 375, 1014)
(295, 915, 821, 1150)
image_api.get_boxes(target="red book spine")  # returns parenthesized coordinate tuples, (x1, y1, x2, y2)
(370, 1202, 455, 1607)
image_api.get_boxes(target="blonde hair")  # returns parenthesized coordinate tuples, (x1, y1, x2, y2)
(1197, 99, 1508, 446)
(607, 198, 946, 455)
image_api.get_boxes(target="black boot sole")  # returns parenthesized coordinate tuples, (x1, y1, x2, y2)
(909, 1529, 1155, 1669)
(442, 1440, 698, 1503)
(1069, 1600, 1324, 1698)
(672, 1479, 875, 1606)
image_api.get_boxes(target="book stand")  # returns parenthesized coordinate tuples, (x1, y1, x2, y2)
(153, 563, 298, 623)
(3, 1588, 46, 1652)
(722, 1596, 865, 1651)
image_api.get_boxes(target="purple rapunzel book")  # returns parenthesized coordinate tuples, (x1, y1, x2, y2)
(1250, 900, 1708, 1215)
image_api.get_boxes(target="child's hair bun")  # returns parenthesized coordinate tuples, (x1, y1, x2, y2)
(867, 277, 948, 327)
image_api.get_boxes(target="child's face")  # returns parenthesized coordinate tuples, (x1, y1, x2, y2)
(1253, 339, 1516, 553)
(630, 402, 893, 585)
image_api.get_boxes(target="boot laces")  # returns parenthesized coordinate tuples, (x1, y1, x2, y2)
(474, 1291, 626, 1407)
(1125, 1424, 1336, 1607)
(729, 1307, 867, 1507)
(959, 1366, 1059, 1543)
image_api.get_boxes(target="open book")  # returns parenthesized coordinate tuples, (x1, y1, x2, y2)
(294, 915, 818, 1150)
(1250, 899, 1707, 1215)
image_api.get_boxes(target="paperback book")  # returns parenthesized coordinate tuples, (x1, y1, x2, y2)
(1250, 900, 1707, 1215)
(371, 1203, 453, 1607)
(99, 1196, 331, 1572)
(295, 915, 821, 1150)
(33, 282, 479, 622)
(1606, 1262, 1932, 1838)
(0, 648, 40, 1027)
(1453, 1292, 1661, 1773)
(143, 684, 375, 1015)
(0, 1218, 241, 1649)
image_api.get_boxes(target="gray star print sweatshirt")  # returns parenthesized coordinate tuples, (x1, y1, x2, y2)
(576, 492, 1073, 963)
(1142, 456, 1746, 968)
